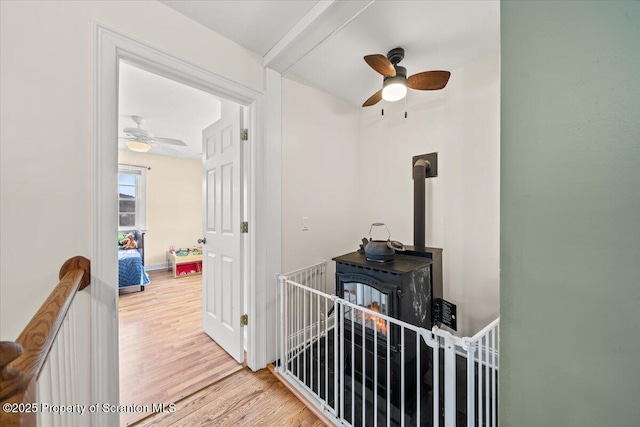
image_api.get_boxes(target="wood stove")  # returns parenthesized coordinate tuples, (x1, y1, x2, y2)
(334, 249, 442, 329)
(329, 152, 446, 425)
(333, 249, 443, 426)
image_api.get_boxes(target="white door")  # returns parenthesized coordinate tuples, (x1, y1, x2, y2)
(201, 101, 244, 363)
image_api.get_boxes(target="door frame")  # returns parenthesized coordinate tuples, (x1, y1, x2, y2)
(93, 23, 268, 422)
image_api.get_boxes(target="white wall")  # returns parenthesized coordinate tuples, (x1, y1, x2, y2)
(358, 53, 500, 335)
(282, 78, 362, 292)
(282, 54, 500, 335)
(118, 151, 203, 268)
(0, 1, 263, 340)
(262, 69, 283, 363)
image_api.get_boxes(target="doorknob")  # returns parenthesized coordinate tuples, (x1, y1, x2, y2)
(197, 238, 206, 244)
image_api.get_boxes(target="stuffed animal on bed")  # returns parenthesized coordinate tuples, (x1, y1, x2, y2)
(121, 233, 138, 249)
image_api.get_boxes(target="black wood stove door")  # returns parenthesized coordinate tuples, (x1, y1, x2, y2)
(336, 272, 402, 346)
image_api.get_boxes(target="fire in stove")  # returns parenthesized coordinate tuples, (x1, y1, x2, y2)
(364, 301, 388, 335)
(343, 281, 391, 337)
(346, 301, 389, 337)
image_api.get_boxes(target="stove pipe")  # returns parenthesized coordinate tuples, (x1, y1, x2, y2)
(413, 159, 430, 250)
(413, 152, 438, 249)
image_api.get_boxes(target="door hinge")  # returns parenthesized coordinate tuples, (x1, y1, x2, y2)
(241, 222, 248, 233)
(240, 129, 248, 141)
(240, 314, 248, 326)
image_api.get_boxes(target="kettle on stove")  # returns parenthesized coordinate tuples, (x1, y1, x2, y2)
(361, 223, 405, 263)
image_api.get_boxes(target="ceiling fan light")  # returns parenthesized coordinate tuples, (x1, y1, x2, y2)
(382, 77, 407, 102)
(126, 140, 151, 153)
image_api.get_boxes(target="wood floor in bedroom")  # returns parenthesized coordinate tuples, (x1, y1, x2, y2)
(119, 269, 242, 426)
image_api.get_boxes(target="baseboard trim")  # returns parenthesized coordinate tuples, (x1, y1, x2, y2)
(144, 263, 167, 272)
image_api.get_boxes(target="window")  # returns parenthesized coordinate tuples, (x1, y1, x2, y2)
(118, 165, 146, 230)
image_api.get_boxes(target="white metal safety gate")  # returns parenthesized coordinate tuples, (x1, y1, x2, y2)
(276, 262, 499, 427)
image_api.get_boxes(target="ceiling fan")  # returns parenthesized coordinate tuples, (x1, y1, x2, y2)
(362, 47, 451, 111)
(120, 115, 186, 153)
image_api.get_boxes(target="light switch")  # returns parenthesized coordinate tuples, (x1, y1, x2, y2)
(302, 217, 309, 231)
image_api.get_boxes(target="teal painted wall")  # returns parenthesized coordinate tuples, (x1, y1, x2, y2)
(500, 1, 640, 426)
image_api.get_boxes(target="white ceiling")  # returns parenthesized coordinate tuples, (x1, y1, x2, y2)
(159, 0, 319, 56)
(289, 1, 500, 106)
(159, 0, 500, 107)
(118, 62, 221, 159)
(118, 1, 498, 141)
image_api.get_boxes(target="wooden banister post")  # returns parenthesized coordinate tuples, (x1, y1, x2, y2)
(0, 342, 28, 400)
(0, 341, 23, 379)
(59, 255, 91, 290)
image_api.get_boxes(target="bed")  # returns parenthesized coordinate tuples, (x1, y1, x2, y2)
(118, 230, 149, 291)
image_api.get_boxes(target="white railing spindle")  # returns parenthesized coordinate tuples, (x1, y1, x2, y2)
(463, 338, 476, 427)
(492, 326, 497, 427)
(442, 332, 456, 427)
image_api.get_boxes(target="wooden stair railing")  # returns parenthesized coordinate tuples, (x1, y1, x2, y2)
(0, 256, 90, 427)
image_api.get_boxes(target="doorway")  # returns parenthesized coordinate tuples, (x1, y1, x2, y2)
(93, 23, 269, 426)
(115, 61, 248, 425)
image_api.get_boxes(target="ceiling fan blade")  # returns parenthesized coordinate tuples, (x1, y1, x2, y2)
(153, 137, 187, 146)
(407, 71, 451, 90)
(362, 90, 383, 107)
(364, 54, 396, 77)
(123, 127, 151, 138)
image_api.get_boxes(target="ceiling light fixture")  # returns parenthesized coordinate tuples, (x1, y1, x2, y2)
(362, 48, 451, 115)
(126, 139, 151, 153)
(382, 79, 407, 102)
(381, 66, 408, 102)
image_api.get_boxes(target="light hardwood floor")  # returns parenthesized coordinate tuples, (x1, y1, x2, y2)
(119, 269, 242, 426)
(135, 368, 325, 427)
(120, 269, 323, 427)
